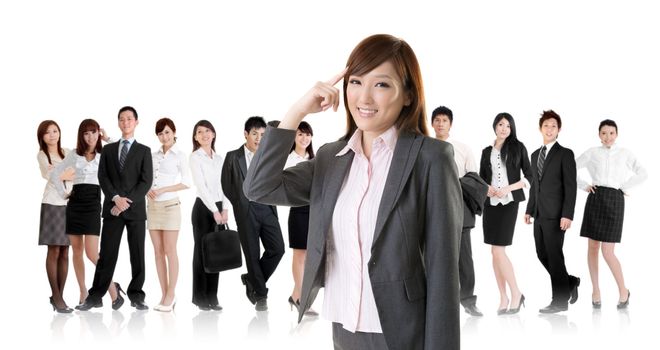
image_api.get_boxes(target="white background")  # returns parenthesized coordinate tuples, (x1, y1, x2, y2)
(1, 1, 657, 349)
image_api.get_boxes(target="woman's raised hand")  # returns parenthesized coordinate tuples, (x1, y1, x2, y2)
(280, 69, 346, 130)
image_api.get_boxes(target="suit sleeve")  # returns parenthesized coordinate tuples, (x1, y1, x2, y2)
(424, 142, 462, 350)
(525, 151, 538, 217)
(220, 152, 237, 206)
(98, 146, 121, 198)
(127, 146, 153, 202)
(561, 149, 577, 220)
(520, 143, 533, 187)
(243, 127, 314, 207)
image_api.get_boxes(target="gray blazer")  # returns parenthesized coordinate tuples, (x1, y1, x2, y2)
(244, 127, 462, 350)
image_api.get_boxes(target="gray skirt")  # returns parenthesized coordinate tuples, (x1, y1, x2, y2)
(580, 186, 625, 243)
(39, 203, 70, 246)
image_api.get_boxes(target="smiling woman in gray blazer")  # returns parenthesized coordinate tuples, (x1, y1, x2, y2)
(244, 34, 462, 350)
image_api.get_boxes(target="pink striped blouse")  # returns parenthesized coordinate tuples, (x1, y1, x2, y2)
(322, 126, 398, 333)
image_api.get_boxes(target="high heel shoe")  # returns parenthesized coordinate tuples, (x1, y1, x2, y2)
(288, 296, 319, 316)
(155, 298, 177, 312)
(112, 282, 125, 310)
(507, 294, 525, 314)
(50, 297, 73, 313)
(617, 290, 630, 309)
(592, 300, 602, 309)
(497, 308, 508, 315)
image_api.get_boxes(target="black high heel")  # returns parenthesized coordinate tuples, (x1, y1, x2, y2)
(507, 294, 525, 314)
(288, 296, 301, 312)
(112, 282, 126, 310)
(617, 290, 630, 309)
(50, 296, 73, 313)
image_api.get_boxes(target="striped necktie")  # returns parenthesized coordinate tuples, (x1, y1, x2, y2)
(119, 140, 130, 171)
(537, 145, 547, 179)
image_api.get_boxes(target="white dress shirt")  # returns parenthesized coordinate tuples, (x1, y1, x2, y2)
(489, 147, 513, 205)
(38, 149, 70, 206)
(244, 145, 255, 169)
(118, 137, 135, 159)
(446, 137, 477, 177)
(151, 145, 192, 201)
(576, 144, 647, 194)
(323, 126, 398, 333)
(50, 150, 101, 199)
(284, 150, 309, 170)
(190, 148, 232, 213)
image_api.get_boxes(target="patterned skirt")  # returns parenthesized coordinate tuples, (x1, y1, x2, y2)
(39, 203, 70, 246)
(580, 186, 625, 243)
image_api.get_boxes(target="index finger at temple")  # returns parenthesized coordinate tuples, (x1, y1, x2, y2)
(326, 68, 348, 86)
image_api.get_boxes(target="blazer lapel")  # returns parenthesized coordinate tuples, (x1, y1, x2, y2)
(237, 146, 248, 180)
(319, 143, 353, 243)
(540, 142, 561, 181)
(372, 132, 422, 247)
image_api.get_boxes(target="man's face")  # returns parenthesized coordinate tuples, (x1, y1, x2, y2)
(244, 127, 265, 152)
(118, 110, 138, 137)
(432, 114, 452, 139)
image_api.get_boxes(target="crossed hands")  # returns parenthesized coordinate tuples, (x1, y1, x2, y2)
(111, 196, 133, 216)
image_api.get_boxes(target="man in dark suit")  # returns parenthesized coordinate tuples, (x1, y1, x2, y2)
(221, 116, 284, 312)
(77, 106, 153, 311)
(525, 110, 579, 314)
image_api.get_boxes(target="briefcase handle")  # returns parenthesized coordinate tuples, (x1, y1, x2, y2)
(215, 224, 231, 232)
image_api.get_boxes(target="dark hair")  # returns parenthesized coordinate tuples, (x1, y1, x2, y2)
(342, 34, 427, 140)
(290, 121, 315, 159)
(192, 120, 216, 152)
(599, 119, 618, 133)
(118, 106, 138, 120)
(539, 110, 561, 129)
(267, 120, 280, 128)
(37, 120, 65, 164)
(76, 119, 102, 156)
(244, 116, 267, 133)
(431, 106, 453, 124)
(493, 112, 521, 165)
(155, 117, 178, 142)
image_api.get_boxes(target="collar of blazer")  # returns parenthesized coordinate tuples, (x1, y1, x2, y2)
(235, 146, 248, 179)
(539, 141, 562, 181)
(110, 140, 138, 173)
(319, 130, 423, 249)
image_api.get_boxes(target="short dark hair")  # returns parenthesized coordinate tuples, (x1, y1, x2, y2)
(599, 119, 618, 133)
(431, 106, 453, 124)
(244, 116, 267, 133)
(539, 110, 561, 129)
(192, 120, 216, 152)
(118, 106, 138, 120)
(76, 119, 103, 156)
(267, 120, 280, 128)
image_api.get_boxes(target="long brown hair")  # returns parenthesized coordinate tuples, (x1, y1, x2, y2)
(290, 121, 315, 159)
(76, 119, 103, 156)
(342, 34, 428, 140)
(192, 120, 216, 152)
(37, 120, 65, 164)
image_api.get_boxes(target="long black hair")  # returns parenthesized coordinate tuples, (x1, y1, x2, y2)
(493, 112, 521, 165)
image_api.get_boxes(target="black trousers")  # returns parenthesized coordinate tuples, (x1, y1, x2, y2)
(88, 216, 146, 303)
(533, 219, 576, 306)
(241, 202, 284, 298)
(332, 323, 389, 350)
(191, 198, 220, 307)
(459, 226, 477, 306)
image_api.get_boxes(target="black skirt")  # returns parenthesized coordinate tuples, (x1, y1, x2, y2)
(288, 205, 310, 249)
(580, 186, 625, 243)
(483, 201, 519, 246)
(66, 184, 101, 235)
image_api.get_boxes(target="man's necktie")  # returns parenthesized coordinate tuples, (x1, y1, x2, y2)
(537, 145, 547, 179)
(119, 140, 129, 171)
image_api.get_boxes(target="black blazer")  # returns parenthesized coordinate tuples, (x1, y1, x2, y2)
(479, 142, 533, 202)
(525, 142, 577, 220)
(98, 140, 153, 220)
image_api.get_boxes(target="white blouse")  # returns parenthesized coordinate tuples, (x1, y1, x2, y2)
(151, 145, 192, 201)
(189, 148, 232, 213)
(50, 150, 101, 199)
(576, 144, 647, 194)
(489, 147, 513, 206)
(284, 150, 309, 170)
(38, 149, 71, 206)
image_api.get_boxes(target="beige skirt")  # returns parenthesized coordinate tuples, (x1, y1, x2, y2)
(147, 198, 182, 230)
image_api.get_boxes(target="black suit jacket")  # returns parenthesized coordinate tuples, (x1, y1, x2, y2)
(479, 142, 533, 202)
(221, 146, 251, 224)
(525, 142, 577, 220)
(98, 140, 153, 220)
